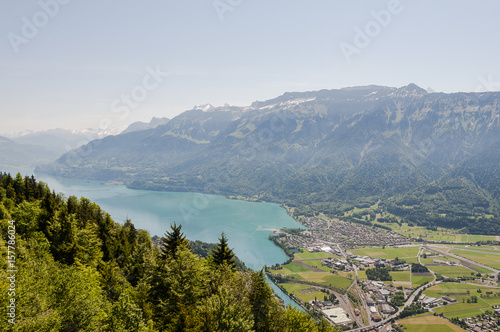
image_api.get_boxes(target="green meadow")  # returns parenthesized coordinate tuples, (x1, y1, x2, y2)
(351, 246, 419, 260)
(450, 250, 500, 270)
(424, 283, 500, 319)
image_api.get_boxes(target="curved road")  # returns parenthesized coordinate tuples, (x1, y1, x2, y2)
(347, 246, 439, 332)
(348, 243, 498, 331)
(347, 280, 441, 332)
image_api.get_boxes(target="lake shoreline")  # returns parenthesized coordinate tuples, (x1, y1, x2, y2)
(28, 172, 303, 269)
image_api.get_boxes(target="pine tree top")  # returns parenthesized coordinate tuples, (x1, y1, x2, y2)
(160, 222, 189, 258)
(211, 232, 236, 268)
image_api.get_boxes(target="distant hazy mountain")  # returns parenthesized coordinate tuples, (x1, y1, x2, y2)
(0, 135, 60, 171)
(121, 117, 170, 135)
(37, 84, 500, 233)
(2, 128, 121, 172)
(10, 128, 121, 155)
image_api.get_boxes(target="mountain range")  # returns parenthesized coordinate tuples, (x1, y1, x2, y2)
(0, 135, 60, 171)
(36, 84, 500, 233)
(0, 120, 170, 171)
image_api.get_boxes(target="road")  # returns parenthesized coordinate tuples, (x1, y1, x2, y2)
(332, 243, 371, 327)
(346, 246, 442, 332)
(290, 242, 498, 331)
(288, 283, 364, 327)
(304, 243, 495, 331)
(418, 246, 437, 282)
(346, 280, 441, 332)
(345, 242, 500, 332)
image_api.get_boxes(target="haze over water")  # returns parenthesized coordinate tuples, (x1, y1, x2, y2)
(35, 173, 304, 270)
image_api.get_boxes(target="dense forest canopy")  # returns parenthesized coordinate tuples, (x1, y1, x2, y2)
(0, 172, 337, 331)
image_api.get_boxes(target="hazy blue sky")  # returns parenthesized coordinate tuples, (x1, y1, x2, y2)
(1, 0, 499, 134)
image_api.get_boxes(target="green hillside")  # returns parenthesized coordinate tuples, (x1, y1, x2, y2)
(0, 172, 336, 331)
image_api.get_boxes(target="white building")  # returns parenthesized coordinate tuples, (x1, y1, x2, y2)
(323, 307, 352, 325)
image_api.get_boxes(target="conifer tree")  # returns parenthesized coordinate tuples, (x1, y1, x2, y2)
(160, 223, 188, 258)
(249, 270, 276, 332)
(211, 232, 236, 268)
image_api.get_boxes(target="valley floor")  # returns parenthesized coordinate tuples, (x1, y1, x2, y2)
(267, 216, 500, 332)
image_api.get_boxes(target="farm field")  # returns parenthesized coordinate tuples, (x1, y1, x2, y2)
(451, 245, 500, 253)
(427, 265, 475, 279)
(397, 313, 466, 332)
(283, 261, 311, 273)
(294, 250, 334, 260)
(357, 270, 367, 280)
(389, 271, 411, 283)
(372, 222, 464, 242)
(404, 257, 420, 264)
(279, 283, 326, 303)
(411, 274, 434, 288)
(450, 250, 500, 270)
(466, 235, 498, 243)
(302, 259, 334, 272)
(420, 252, 460, 265)
(269, 249, 353, 291)
(424, 283, 500, 319)
(351, 246, 419, 260)
(474, 266, 494, 274)
(372, 221, 497, 244)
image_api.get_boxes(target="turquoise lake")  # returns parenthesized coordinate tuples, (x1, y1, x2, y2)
(34, 173, 304, 271)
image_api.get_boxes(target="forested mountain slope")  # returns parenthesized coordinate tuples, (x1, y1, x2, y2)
(37, 84, 500, 232)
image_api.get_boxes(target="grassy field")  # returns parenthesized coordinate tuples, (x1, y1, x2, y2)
(279, 283, 326, 303)
(373, 222, 464, 242)
(427, 265, 475, 278)
(390, 271, 411, 283)
(443, 309, 485, 319)
(283, 261, 311, 273)
(424, 283, 500, 318)
(357, 270, 367, 280)
(321, 275, 353, 289)
(450, 250, 500, 270)
(272, 250, 353, 291)
(404, 257, 420, 264)
(411, 275, 434, 288)
(372, 221, 497, 244)
(302, 260, 333, 272)
(473, 266, 495, 274)
(268, 267, 294, 275)
(420, 253, 460, 265)
(467, 235, 498, 243)
(351, 246, 419, 260)
(452, 245, 500, 253)
(397, 313, 466, 332)
(294, 250, 334, 260)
